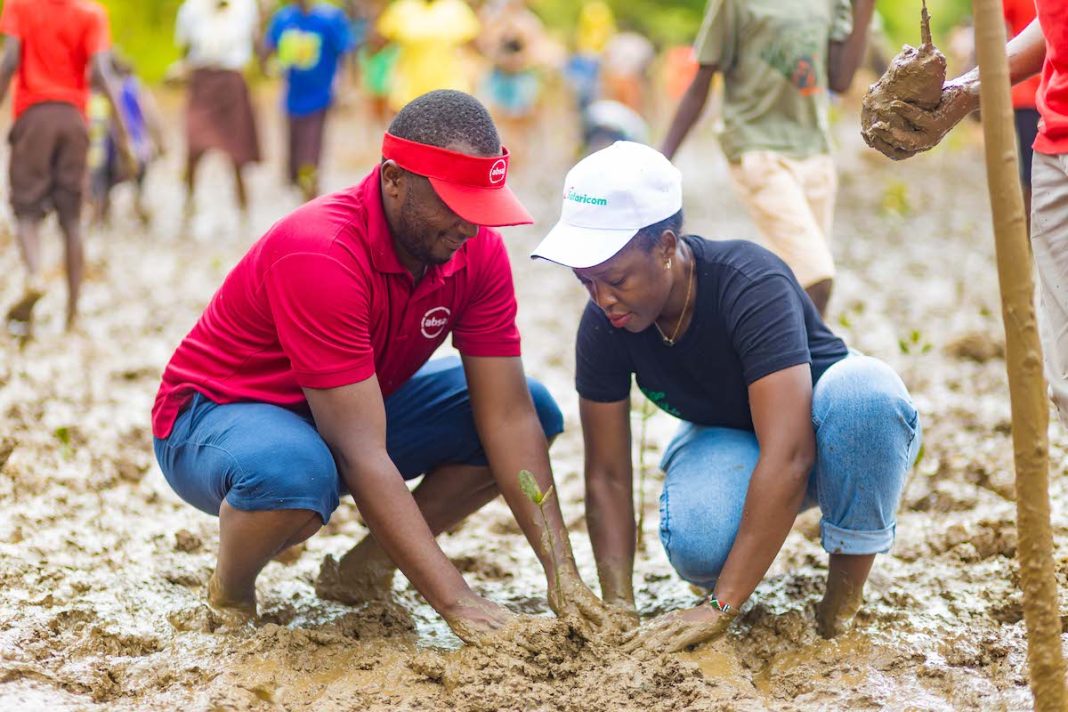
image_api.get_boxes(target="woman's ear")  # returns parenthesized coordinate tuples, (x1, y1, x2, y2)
(658, 229, 679, 264)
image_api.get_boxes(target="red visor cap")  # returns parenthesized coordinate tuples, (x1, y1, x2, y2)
(382, 133, 534, 227)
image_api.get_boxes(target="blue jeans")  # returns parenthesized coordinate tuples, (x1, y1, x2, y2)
(153, 356, 564, 525)
(657, 354, 921, 589)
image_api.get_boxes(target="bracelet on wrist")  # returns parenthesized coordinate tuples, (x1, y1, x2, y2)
(706, 594, 735, 615)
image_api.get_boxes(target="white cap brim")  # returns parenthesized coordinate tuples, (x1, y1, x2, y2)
(530, 219, 638, 269)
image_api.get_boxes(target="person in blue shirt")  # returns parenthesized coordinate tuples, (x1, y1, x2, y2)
(265, 0, 354, 200)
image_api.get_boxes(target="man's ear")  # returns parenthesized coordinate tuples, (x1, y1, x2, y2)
(381, 160, 405, 197)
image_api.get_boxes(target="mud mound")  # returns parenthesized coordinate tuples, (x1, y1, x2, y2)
(408, 617, 744, 712)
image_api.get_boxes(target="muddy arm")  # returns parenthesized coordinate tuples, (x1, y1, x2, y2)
(463, 354, 611, 630)
(827, 0, 876, 94)
(0, 36, 19, 108)
(579, 397, 636, 609)
(661, 64, 717, 161)
(304, 377, 495, 630)
(710, 365, 815, 609)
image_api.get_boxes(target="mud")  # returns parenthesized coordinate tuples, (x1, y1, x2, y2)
(861, 4, 955, 160)
(0, 85, 1065, 710)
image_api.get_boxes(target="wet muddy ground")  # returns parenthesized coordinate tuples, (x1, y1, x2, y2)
(1, 88, 1065, 710)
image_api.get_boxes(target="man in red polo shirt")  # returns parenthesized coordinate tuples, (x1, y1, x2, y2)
(152, 90, 613, 640)
(864, 3, 1068, 427)
(0, 0, 133, 334)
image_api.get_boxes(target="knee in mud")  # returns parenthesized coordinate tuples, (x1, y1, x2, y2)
(660, 511, 730, 589)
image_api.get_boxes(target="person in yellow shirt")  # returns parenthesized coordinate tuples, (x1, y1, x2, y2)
(376, 0, 480, 112)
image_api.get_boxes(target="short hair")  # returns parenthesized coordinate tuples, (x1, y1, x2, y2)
(632, 209, 684, 253)
(387, 90, 501, 156)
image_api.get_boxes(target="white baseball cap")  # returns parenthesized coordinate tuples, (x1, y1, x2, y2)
(531, 141, 682, 269)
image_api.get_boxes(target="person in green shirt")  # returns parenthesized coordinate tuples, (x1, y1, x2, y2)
(661, 0, 875, 315)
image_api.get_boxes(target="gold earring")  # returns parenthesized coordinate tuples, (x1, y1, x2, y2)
(665, 259, 672, 270)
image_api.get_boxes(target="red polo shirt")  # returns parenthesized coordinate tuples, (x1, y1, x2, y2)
(151, 166, 521, 439)
(1035, 0, 1068, 154)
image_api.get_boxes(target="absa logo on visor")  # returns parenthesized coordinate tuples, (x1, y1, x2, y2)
(489, 159, 507, 185)
(421, 306, 451, 339)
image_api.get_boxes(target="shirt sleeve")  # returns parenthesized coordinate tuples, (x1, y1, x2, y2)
(376, 2, 400, 41)
(175, 1, 191, 49)
(0, 1, 21, 38)
(693, 0, 734, 68)
(450, 232, 521, 357)
(263, 252, 376, 389)
(829, 0, 854, 43)
(575, 301, 633, 403)
(85, 4, 112, 55)
(724, 272, 812, 385)
(335, 10, 356, 53)
(265, 11, 283, 51)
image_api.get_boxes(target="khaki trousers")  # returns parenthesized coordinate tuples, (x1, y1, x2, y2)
(728, 150, 838, 288)
(1032, 151, 1068, 426)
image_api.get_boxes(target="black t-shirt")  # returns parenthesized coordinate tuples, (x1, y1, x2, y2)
(576, 236, 849, 430)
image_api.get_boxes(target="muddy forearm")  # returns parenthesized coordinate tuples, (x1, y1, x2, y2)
(661, 64, 716, 161)
(482, 414, 579, 579)
(586, 472, 635, 605)
(712, 456, 810, 607)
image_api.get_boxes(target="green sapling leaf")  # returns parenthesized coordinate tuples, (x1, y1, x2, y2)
(518, 469, 542, 504)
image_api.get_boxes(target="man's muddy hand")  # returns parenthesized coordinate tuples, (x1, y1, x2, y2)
(863, 80, 978, 160)
(620, 604, 733, 655)
(443, 595, 516, 644)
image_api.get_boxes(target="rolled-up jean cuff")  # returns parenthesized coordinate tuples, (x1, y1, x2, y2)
(225, 493, 336, 525)
(820, 520, 895, 556)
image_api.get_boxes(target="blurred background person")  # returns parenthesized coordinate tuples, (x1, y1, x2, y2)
(88, 53, 166, 227)
(376, 0, 480, 115)
(264, 0, 355, 201)
(478, 0, 547, 149)
(1003, 0, 1041, 231)
(0, 0, 133, 335)
(173, 0, 262, 221)
(661, 0, 876, 316)
(564, 0, 615, 112)
(600, 26, 655, 116)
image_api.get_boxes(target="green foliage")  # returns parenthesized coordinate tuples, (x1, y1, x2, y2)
(898, 328, 933, 355)
(101, 0, 184, 82)
(531, 0, 705, 47)
(876, 0, 972, 52)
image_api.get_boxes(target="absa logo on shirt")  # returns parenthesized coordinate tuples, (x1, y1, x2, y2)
(489, 159, 507, 184)
(421, 306, 451, 339)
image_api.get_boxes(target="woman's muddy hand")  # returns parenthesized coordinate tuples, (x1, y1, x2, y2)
(443, 595, 516, 644)
(620, 604, 733, 655)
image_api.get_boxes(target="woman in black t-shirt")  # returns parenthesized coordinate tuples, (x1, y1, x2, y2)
(533, 142, 921, 652)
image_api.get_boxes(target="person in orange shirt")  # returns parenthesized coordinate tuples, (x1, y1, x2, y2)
(1005, 0, 1042, 229)
(0, 0, 132, 335)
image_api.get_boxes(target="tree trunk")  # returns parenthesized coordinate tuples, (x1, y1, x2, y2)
(972, 0, 1066, 709)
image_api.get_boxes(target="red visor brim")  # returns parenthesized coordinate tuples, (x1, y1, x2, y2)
(428, 178, 534, 227)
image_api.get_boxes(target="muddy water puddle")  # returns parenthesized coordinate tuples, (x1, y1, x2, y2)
(0, 94, 1062, 710)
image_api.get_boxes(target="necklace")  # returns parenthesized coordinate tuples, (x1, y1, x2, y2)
(654, 249, 694, 347)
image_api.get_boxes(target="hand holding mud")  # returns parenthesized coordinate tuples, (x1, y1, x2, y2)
(620, 604, 736, 655)
(861, 3, 978, 160)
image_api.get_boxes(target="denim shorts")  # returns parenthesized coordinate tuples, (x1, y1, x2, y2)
(153, 356, 564, 524)
(657, 353, 922, 589)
